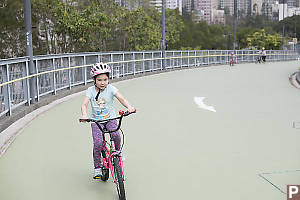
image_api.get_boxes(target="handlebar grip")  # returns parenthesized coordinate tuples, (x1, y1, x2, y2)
(79, 119, 90, 122)
(119, 108, 136, 116)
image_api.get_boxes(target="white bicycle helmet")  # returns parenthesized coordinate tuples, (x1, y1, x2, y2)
(90, 62, 111, 78)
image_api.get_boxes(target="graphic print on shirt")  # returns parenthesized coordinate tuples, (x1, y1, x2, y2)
(93, 97, 110, 120)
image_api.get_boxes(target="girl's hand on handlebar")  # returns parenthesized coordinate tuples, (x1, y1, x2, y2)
(127, 107, 136, 113)
(119, 107, 136, 116)
(79, 115, 88, 123)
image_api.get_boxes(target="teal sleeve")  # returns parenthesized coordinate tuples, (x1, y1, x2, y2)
(86, 87, 92, 98)
(110, 85, 118, 96)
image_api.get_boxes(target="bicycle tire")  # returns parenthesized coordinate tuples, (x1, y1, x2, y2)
(101, 150, 109, 181)
(113, 156, 126, 200)
(101, 168, 109, 181)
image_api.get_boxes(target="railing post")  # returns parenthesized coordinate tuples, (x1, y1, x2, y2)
(68, 56, 71, 90)
(3, 64, 12, 116)
(241, 51, 243, 63)
(142, 52, 145, 72)
(151, 52, 154, 72)
(180, 51, 183, 68)
(122, 53, 125, 76)
(194, 50, 197, 66)
(35, 60, 39, 101)
(133, 53, 136, 75)
(111, 54, 114, 79)
(172, 51, 175, 68)
(187, 51, 190, 67)
(83, 55, 87, 85)
(52, 58, 57, 95)
(160, 51, 163, 70)
(207, 50, 210, 65)
(24, 61, 30, 106)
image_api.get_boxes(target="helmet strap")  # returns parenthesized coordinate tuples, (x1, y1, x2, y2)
(95, 90, 100, 101)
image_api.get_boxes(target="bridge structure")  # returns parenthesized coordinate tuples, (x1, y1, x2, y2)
(0, 50, 300, 200)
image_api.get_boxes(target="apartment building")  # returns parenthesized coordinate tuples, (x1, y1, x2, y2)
(149, 0, 182, 13)
(166, 0, 183, 13)
(193, 0, 212, 23)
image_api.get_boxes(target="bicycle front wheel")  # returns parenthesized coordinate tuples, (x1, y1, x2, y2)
(101, 150, 109, 181)
(113, 156, 126, 200)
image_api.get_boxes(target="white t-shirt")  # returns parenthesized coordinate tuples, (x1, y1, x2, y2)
(86, 84, 118, 120)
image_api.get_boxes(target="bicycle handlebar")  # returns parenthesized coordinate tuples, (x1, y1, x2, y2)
(79, 109, 136, 133)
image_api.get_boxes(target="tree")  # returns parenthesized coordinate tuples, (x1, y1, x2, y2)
(122, 7, 161, 50)
(246, 29, 282, 49)
(165, 9, 184, 50)
(0, 0, 24, 58)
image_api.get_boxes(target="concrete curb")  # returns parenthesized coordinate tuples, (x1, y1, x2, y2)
(289, 72, 300, 89)
(296, 71, 300, 85)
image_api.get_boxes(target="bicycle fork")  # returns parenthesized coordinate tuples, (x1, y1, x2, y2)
(109, 141, 125, 182)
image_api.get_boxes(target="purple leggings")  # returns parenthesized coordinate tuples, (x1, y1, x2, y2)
(91, 120, 121, 169)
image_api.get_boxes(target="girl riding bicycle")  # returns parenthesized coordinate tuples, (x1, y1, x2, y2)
(230, 52, 235, 66)
(80, 62, 135, 179)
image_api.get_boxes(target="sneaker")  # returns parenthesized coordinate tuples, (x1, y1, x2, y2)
(118, 151, 126, 161)
(93, 168, 102, 179)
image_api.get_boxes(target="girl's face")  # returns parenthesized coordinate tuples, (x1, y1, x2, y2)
(95, 73, 109, 91)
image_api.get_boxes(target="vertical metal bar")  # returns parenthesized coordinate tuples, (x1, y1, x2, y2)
(151, 52, 154, 71)
(162, 0, 166, 70)
(83, 55, 87, 85)
(142, 52, 145, 72)
(172, 51, 175, 68)
(52, 58, 57, 95)
(68, 56, 71, 90)
(24, 0, 36, 104)
(207, 51, 210, 65)
(181, 51, 183, 67)
(187, 51, 190, 67)
(110, 54, 114, 79)
(194, 50, 197, 66)
(122, 53, 125, 77)
(4, 65, 12, 116)
(24, 61, 31, 105)
(242, 51, 244, 63)
(133, 53, 136, 75)
(160, 51, 163, 70)
(35, 60, 40, 101)
(22, 62, 30, 105)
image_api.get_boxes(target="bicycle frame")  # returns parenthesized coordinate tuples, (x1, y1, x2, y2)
(101, 131, 125, 182)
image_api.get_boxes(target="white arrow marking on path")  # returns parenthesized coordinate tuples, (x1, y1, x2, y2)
(194, 97, 216, 112)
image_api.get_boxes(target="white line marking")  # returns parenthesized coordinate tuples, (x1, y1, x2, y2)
(194, 97, 216, 112)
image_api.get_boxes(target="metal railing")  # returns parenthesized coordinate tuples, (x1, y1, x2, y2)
(0, 50, 298, 117)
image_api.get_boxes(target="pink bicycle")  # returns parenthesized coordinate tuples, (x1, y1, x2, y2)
(230, 56, 235, 66)
(80, 110, 136, 200)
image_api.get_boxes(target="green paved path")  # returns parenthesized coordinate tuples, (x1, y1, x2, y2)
(1, 61, 300, 200)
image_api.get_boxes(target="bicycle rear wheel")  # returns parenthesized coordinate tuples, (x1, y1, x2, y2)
(113, 156, 126, 200)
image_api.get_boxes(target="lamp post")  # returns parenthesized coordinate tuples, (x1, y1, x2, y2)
(23, 0, 37, 103)
(233, 0, 237, 50)
(282, 0, 285, 50)
(294, 10, 297, 51)
(162, 0, 166, 70)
